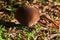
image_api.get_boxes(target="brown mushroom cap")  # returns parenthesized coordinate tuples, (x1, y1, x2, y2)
(15, 4, 40, 27)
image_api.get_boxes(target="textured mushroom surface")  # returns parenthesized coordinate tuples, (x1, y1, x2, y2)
(15, 5, 40, 27)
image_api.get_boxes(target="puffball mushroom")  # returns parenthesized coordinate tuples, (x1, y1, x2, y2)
(15, 5, 40, 27)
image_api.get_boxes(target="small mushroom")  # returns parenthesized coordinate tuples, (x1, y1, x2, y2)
(15, 4, 40, 28)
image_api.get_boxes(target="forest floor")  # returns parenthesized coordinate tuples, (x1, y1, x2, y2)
(0, 0, 60, 40)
